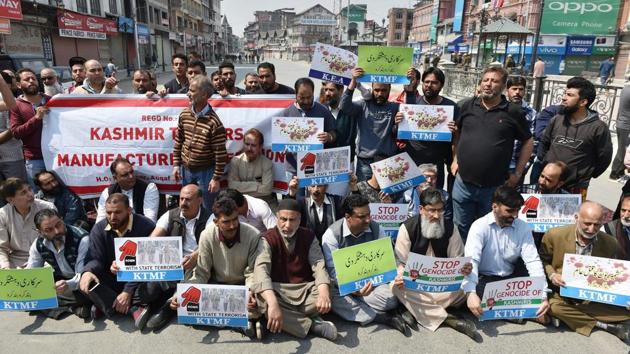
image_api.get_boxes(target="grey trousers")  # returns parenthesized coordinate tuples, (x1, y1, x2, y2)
(331, 283, 398, 325)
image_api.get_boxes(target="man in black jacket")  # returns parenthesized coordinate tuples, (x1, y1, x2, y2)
(604, 193, 630, 261)
(537, 77, 612, 198)
(79, 193, 158, 329)
(163, 53, 188, 94)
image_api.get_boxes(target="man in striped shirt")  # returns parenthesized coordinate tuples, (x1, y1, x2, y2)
(173, 75, 227, 210)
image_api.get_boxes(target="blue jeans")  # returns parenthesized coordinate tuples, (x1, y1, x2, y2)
(529, 160, 543, 185)
(25, 159, 46, 192)
(181, 165, 217, 210)
(452, 174, 498, 241)
(356, 157, 374, 182)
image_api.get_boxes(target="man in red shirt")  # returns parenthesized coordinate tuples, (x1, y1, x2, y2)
(9, 68, 50, 191)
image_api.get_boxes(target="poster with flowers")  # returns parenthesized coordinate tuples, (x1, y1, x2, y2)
(397, 104, 454, 141)
(403, 253, 471, 293)
(370, 152, 425, 194)
(309, 43, 357, 86)
(271, 117, 324, 152)
(561, 254, 630, 307)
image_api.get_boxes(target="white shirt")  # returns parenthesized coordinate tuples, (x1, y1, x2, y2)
(462, 212, 547, 293)
(155, 208, 212, 256)
(309, 195, 331, 222)
(96, 182, 159, 223)
(209, 195, 277, 233)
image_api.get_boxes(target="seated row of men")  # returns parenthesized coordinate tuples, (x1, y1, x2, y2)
(3, 172, 629, 342)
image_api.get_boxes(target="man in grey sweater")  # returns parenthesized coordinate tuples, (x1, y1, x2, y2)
(340, 67, 400, 181)
(610, 82, 630, 182)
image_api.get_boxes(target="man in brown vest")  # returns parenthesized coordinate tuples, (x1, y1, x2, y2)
(252, 199, 336, 340)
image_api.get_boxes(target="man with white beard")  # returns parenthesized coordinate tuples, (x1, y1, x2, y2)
(604, 193, 630, 261)
(40, 68, 63, 97)
(392, 188, 480, 341)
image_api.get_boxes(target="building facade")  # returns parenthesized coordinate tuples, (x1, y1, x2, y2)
(386, 7, 413, 47)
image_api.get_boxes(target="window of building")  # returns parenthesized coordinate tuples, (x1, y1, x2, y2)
(90, 0, 101, 16)
(77, 0, 88, 13)
(148, 6, 153, 23)
(395, 23, 402, 29)
(396, 12, 403, 19)
(108, 0, 117, 14)
(395, 33, 401, 40)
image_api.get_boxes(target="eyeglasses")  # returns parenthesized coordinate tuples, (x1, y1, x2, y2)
(41, 76, 55, 81)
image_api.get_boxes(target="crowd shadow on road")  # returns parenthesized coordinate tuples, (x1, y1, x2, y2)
(21, 313, 107, 335)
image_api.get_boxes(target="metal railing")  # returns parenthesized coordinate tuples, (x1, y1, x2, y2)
(441, 68, 625, 131)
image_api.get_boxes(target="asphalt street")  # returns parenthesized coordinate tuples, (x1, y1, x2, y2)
(7, 59, 626, 353)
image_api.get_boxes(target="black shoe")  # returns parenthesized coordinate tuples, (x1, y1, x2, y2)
(146, 307, 176, 331)
(445, 317, 482, 343)
(72, 305, 92, 319)
(398, 307, 419, 331)
(389, 313, 412, 337)
(235, 320, 258, 340)
(605, 323, 630, 341)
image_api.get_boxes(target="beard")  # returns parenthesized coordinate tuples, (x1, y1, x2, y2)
(421, 216, 445, 239)
(560, 104, 578, 116)
(44, 83, 63, 96)
(23, 84, 39, 95)
(422, 88, 440, 100)
(223, 79, 235, 89)
(325, 96, 339, 107)
(43, 185, 62, 197)
(577, 225, 597, 239)
(621, 218, 630, 227)
(479, 90, 499, 100)
(509, 95, 522, 104)
(278, 228, 297, 239)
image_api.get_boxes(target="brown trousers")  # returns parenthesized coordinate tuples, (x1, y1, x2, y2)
(549, 293, 630, 336)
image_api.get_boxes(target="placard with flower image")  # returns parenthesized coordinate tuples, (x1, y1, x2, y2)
(309, 42, 357, 86)
(370, 152, 425, 194)
(271, 117, 324, 152)
(397, 104, 454, 142)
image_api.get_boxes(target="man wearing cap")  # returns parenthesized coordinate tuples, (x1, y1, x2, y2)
(252, 199, 337, 341)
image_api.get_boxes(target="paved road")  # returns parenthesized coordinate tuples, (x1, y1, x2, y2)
(16, 59, 626, 353)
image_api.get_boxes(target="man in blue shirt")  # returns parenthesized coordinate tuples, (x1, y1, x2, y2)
(599, 57, 615, 87)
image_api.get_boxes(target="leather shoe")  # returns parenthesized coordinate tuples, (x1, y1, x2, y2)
(146, 307, 176, 331)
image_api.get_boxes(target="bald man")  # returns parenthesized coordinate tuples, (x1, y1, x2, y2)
(40, 68, 63, 96)
(72, 59, 121, 94)
(540, 201, 630, 341)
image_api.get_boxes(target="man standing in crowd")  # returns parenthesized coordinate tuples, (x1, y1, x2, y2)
(217, 189, 276, 234)
(227, 128, 277, 210)
(320, 81, 360, 161)
(451, 67, 533, 240)
(72, 59, 121, 94)
(541, 201, 630, 340)
(257, 62, 295, 94)
(506, 76, 537, 180)
(407, 163, 452, 220)
(0, 71, 25, 187)
(538, 77, 612, 198)
(96, 157, 159, 223)
(167, 197, 262, 337)
(34, 171, 87, 228)
(253, 199, 336, 341)
(399, 67, 457, 189)
(609, 82, 630, 182)
(392, 188, 479, 341)
(217, 61, 246, 95)
(0, 178, 55, 268)
(604, 193, 630, 261)
(79, 194, 157, 327)
(243, 72, 264, 94)
(598, 56, 615, 87)
(10, 68, 51, 188)
(322, 194, 410, 335)
(28, 209, 91, 319)
(173, 75, 227, 209)
(462, 186, 549, 321)
(131, 70, 153, 94)
(65, 56, 86, 94)
(342, 67, 400, 181)
(287, 177, 344, 244)
(40, 68, 63, 96)
(163, 53, 188, 94)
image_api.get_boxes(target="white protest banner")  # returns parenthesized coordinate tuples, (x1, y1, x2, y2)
(176, 283, 249, 328)
(560, 254, 630, 307)
(369, 203, 408, 239)
(519, 194, 581, 233)
(480, 277, 547, 321)
(115, 237, 183, 282)
(397, 104, 454, 142)
(403, 254, 470, 293)
(43, 94, 295, 198)
(370, 152, 425, 194)
(271, 117, 324, 152)
(309, 42, 357, 86)
(297, 146, 350, 188)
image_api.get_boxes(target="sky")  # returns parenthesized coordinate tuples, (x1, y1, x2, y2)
(222, 0, 417, 36)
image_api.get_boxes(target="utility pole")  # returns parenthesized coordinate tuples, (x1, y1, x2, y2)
(131, 0, 141, 69)
(530, 0, 545, 69)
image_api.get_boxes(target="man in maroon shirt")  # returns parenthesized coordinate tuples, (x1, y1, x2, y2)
(9, 68, 50, 190)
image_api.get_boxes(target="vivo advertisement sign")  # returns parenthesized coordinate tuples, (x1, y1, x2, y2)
(566, 36, 595, 55)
